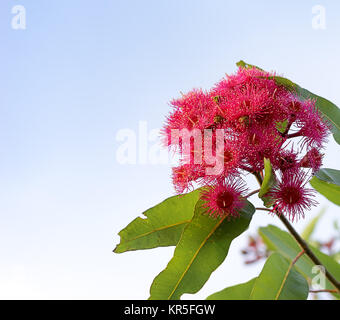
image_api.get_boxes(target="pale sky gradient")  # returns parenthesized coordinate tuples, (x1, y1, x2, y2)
(0, 0, 339, 299)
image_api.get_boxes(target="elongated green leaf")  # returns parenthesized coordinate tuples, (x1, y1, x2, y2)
(236, 60, 264, 71)
(149, 200, 255, 300)
(114, 189, 201, 253)
(313, 168, 340, 185)
(301, 208, 325, 241)
(310, 168, 340, 206)
(206, 278, 256, 300)
(237, 60, 340, 144)
(250, 253, 309, 300)
(258, 158, 276, 207)
(259, 225, 340, 298)
(333, 252, 340, 263)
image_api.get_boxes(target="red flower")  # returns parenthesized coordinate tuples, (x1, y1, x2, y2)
(274, 148, 300, 173)
(161, 65, 329, 220)
(300, 147, 323, 173)
(269, 172, 317, 221)
(239, 125, 283, 171)
(294, 100, 330, 149)
(162, 89, 215, 147)
(202, 179, 247, 218)
(172, 164, 204, 194)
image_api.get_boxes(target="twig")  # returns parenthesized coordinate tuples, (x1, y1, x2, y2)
(254, 173, 340, 293)
(286, 130, 303, 139)
(253, 171, 263, 186)
(309, 289, 338, 293)
(277, 212, 340, 292)
(255, 207, 272, 212)
(240, 165, 254, 173)
(246, 189, 260, 198)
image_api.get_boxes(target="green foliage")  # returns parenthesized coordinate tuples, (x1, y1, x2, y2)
(258, 158, 276, 207)
(250, 253, 309, 300)
(236, 60, 264, 71)
(206, 278, 256, 300)
(115, 61, 340, 300)
(310, 168, 340, 206)
(114, 189, 201, 253)
(301, 208, 325, 241)
(149, 200, 255, 300)
(260, 225, 340, 298)
(276, 120, 289, 134)
(207, 252, 309, 300)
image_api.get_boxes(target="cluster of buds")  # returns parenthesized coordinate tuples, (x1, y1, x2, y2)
(162, 67, 330, 221)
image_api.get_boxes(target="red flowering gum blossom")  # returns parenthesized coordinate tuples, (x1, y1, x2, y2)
(201, 179, 247, 219)
(172, 164, 205, 194)
(161, 66, 330, 220)
(300, 148, 324, 173)
(162, 89, 216, 147)
(273, 149, 300, 173)
(211, 68, 289, 128)
(293, 99, 330, 149)
(239, 125, 283, 171)
(269, 172, 317, 222)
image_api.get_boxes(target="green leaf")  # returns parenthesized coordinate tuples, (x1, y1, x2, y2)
(258, 158, 276, 207)
(206, 278, 256, 300)
(332, 252, 340, 263)
(276, 119, 288, 134)
(207, 254, 310, 300)
(259, 225, 340, 298)
(114, 189, 201, 253)
(149, 200, 255, 300)
(301, 208, 326, 241)
(310, 168, 340, 206)
(236, 60, 264, 71)
(250, 253, 309, 300)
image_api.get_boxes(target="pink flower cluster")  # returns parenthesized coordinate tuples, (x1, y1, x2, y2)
(162, 67, 330, 221)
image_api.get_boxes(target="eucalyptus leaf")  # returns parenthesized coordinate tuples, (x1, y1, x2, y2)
(236, 60, 264, 71)
(149, 200, 255, 300)
(206, 278, 256, 300)
(260, 225, 340, 298)
(114, 189, 201, 253)
(250, 252, 309, 300)
(301, 208, 325, 241)
(310, 168, 340, 206)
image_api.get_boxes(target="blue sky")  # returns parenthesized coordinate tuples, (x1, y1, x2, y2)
(0, 0, 339, 299)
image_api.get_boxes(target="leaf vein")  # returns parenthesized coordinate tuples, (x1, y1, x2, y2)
(167, 216, 226, 299)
